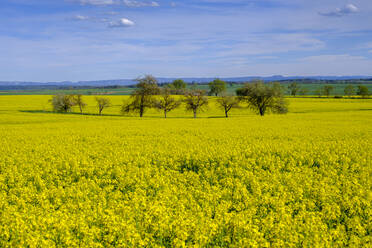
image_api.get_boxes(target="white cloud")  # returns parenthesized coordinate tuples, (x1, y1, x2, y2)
(5, 0, 372, 81)
(76, 0, 117, 5)
(73, 15, 90, 21)
(3, 33, 372, 81)
(123, 0, 159, 7)
(319, 4, 359, 17)
(108, 18, 135, 28)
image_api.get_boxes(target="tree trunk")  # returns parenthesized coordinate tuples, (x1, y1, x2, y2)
(79, 105, 83, 114)
(164, 110, 167, 118)
(225, 110, 228, 118)
(139, 100, 144, 117)
(259, 107, 265, 116)
(193, 110, 197, 118)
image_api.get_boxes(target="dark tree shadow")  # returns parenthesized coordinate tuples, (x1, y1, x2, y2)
(207, 116, 228, 119)
(19, 110, 252, 119)
(19, 110, 121, 117)
(19, 110, 240, 119)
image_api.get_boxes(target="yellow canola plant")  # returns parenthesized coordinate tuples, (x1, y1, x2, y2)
(0, 96, 371, 247)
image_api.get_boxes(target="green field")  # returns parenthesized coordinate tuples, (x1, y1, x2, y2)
(0, 96, 371, 247)
(0, 87, 135, 96)
(1, 83, 371, 96)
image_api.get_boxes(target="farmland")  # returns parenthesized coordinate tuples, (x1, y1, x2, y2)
(0, 96, 371, 247)
(1, 83, 372, 96)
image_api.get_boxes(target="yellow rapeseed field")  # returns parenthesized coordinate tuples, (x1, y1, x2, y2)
(0, 96, 371, 247)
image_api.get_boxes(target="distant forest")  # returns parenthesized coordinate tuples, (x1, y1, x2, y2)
(1, 79, 372, 96)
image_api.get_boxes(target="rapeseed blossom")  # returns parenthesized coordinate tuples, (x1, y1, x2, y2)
(0, 96, 371, 247)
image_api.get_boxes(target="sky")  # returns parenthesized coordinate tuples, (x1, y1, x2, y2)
(1, 0, 372, 81)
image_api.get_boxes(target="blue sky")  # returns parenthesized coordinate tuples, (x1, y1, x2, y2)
(1, 0, 372, 81)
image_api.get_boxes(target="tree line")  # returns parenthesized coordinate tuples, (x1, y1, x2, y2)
(50, 75, 288, 117)
(287, 82, 370, 98)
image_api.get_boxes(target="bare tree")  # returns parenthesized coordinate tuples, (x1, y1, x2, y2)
(236, 81, 288, 116)
(49, 94, 76, 113)
(153, 88, 181, 118)
(74, 94, 87, 114)
(184, 89, 208, 118)
(95, 97, 111, 115)
(122, 75, 159, 117)
(216, 95, 240, 118)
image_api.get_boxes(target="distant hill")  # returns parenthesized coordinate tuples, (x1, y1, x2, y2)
(1, 75, 372, 88)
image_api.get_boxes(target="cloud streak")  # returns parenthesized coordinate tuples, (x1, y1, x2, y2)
(319, 4, 359, 17)
(72, 15, 90, 21)
(70, 0, 159, 7)
(2, 0, 372, 81)
(299, 54, 366, 62)
(75, 0, 117, 5)
(123, 0, 159, 7)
